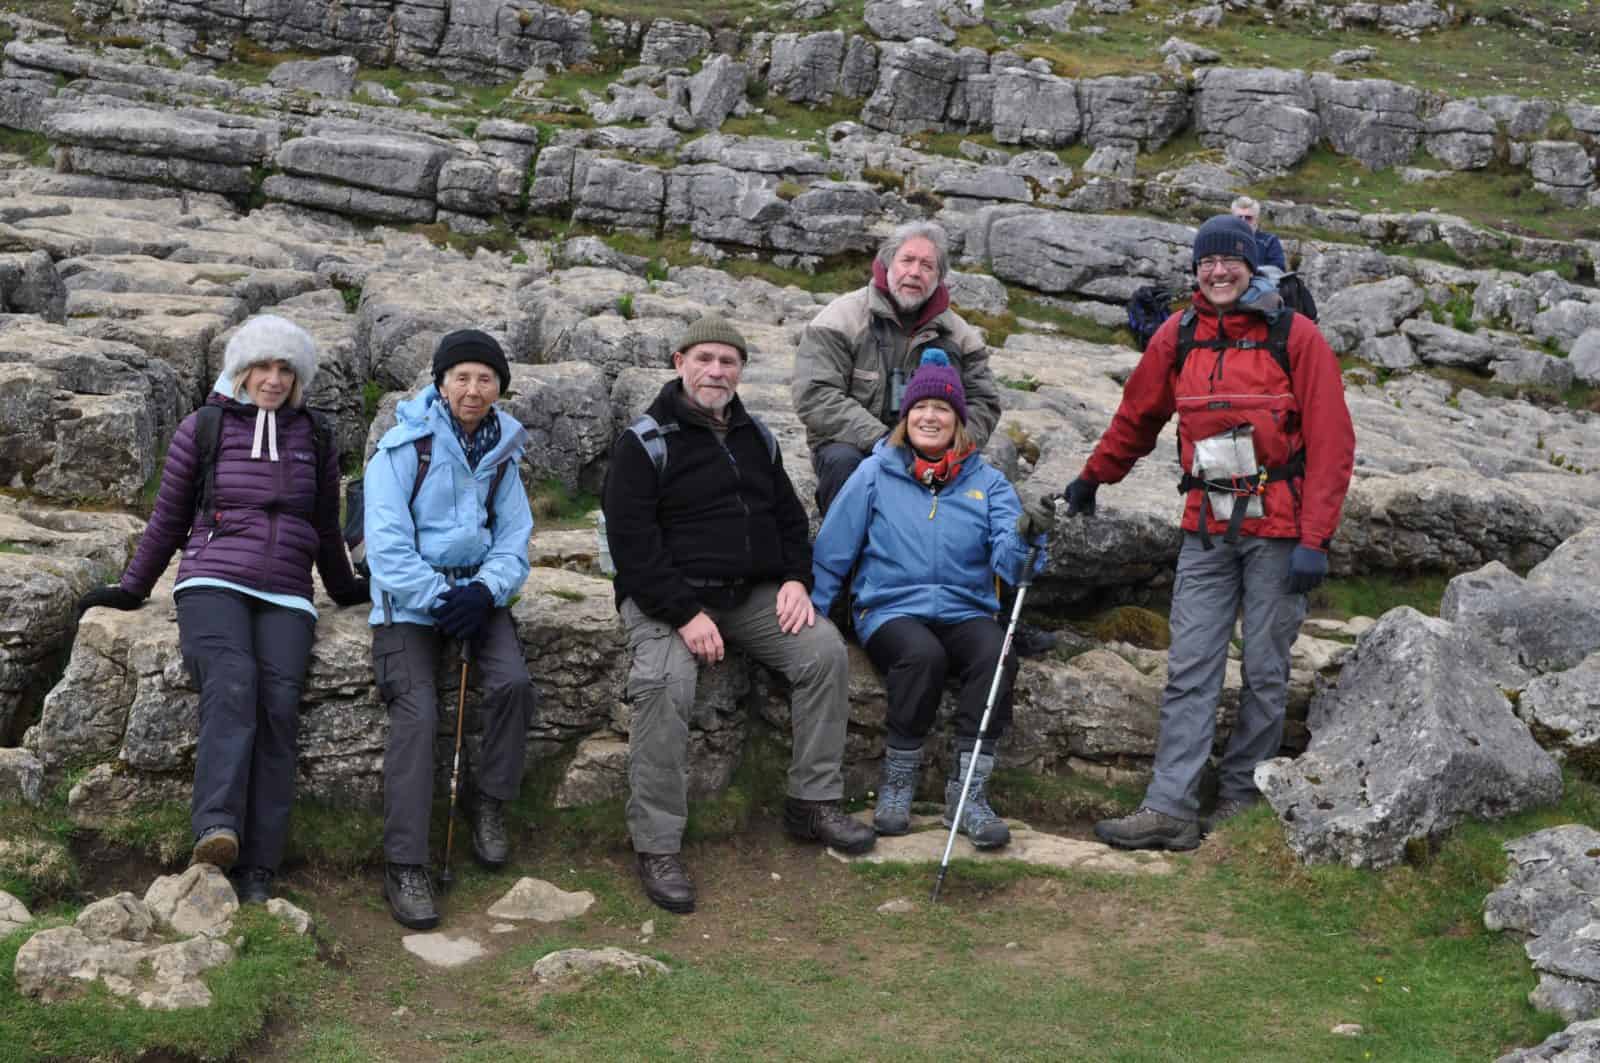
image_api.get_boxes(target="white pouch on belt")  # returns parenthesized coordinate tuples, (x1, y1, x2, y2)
(1191, 426, 1264, 521)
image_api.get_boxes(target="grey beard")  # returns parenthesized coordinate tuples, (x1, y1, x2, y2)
(890, 286, 929, 314)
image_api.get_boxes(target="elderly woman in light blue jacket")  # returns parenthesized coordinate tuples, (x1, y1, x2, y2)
(811, 350, 1046, 850)
(363, 329, 535, 930)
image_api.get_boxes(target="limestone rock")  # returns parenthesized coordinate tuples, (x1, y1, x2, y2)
(486, 877, 597, 922)
(266, 898, 314, 935)
(0, 889, 32, 935)
(1311, 74, 1425, 171)
(75, 893, 156, 942)
(144, 864, 239, 936)
(267, 56, 359, 99)
(532, 946, 669, 983)
(1193, 67, 1318, 172)
(1255, 607, 1564, 869)
(402, 933, 486, 968)
(865, 0, 958, 43)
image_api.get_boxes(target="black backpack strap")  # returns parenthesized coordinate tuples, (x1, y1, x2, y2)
(408, 436, 433, 512)
(750, 415, 779, 466)
(191, 405, 224, 529)
(1265, 310, 1295, 381)
(483, 459, 511, 532)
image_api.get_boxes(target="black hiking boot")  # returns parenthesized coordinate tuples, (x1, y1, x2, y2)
(1013, 622, 1058, 659)
(229, 866, 274, 905)
(1093, 807, 1200, 852)
(384, 863, 440, 929)
(190, 825, 238, 870)
(636, 852, 696, 914)
(783, 797, 876, 855)
(471, 793, 509, 869)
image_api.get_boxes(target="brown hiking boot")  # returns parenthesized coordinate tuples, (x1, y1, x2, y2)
(191, 826, 238, 870)
(636, 852, 695, 914)
(783, 797, 876, 855)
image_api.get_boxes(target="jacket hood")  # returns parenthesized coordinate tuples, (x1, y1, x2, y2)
(378, 384, 528, 467)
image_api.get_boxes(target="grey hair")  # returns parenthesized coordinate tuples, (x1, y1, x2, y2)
(1230, 195, 1261, 214)
(875, 221, 951, 281)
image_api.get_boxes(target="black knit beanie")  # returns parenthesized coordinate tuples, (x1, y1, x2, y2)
(1191, 215, 1261, 273)
(432, 329, 511, 391)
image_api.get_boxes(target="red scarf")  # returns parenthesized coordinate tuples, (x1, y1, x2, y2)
(911, 442, 974, 487)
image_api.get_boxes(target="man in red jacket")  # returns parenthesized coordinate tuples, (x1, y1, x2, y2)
(1068, 214, 1356, 851)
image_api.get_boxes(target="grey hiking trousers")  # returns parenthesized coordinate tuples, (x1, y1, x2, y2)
(373, 611, 535, 864)
(621, 584, 851, 854)
(1142, 534, 1308, 821)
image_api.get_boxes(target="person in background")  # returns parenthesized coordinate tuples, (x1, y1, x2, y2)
(1231, 195, 1288, 272)
(77, 314, 368, 903)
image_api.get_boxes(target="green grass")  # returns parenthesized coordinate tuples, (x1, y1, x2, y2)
(1311, 570, 1453, 620)
(0, 906, 323, 1063)
(720, 96, 862, 141)
(527, 478, 600, 528)
(0, 128, 52, 167)
(1259, 149, 1600, 247)
(419, 775, 1600, 1060)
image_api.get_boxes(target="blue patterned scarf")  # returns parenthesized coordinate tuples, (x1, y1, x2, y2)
(445, 404, 501, 470)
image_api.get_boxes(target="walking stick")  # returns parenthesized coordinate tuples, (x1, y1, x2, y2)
(438, 640, 472, 892)
(931, 544, 1041, 903)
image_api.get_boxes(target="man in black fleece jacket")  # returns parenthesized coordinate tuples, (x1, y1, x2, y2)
(602, 316, 875, 914)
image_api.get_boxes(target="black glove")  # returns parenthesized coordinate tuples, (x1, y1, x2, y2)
(331, 578, 370, 608)
(77, 585, 143, 618)
(1064, 478, 1099, 517)
(1286, 546, 1329, 595)
(430, 581, 494, 642)
(1015, 495, 1056, 541)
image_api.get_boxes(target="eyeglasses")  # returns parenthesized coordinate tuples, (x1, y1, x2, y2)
(1197, 255, 1248, 272)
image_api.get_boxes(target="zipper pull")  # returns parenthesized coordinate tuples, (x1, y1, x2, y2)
(928, 489, 939, 520)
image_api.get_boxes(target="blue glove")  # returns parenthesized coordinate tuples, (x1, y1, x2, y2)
(1064, 478, 1098, 517)
(430, 581, 494, 641)
(1286, 546, 1328, 594)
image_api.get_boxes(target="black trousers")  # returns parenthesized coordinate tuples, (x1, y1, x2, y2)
(176, 587, 316, 872)
(864, 616, 1017, 751)
(811, 442, 869, 516)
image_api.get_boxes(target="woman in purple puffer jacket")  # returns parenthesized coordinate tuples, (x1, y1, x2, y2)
(76, 314, 368, 903)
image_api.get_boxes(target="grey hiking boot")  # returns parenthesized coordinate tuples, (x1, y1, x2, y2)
(1093, 807, 1200, 852)
(191, 825, 238, 870)
(943, 749, 1011, 850)
(1203, 794, 1263, 834)
(873, 745, 923, 836)
(784, 797, 876, 854)
(385, 863, 440, 930)
(471, 792, 509, 869)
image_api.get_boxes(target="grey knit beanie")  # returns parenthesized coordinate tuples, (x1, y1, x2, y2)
(674, 315, 749, 362)
(223, 315, 317, 400)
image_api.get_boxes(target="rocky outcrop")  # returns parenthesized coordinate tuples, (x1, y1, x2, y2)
(1486, 825, 1600, 1023)
(1255, 604, 1564, 869)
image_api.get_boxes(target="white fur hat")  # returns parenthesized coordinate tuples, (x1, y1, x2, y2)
(222, 315, 317, 400)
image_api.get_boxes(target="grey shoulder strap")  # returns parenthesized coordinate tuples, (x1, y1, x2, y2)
(627, 414, 678, 477)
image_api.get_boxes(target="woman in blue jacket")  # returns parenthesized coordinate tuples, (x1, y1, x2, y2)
(363, 329, 536, 930)
(812, 351, 1046, 849)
